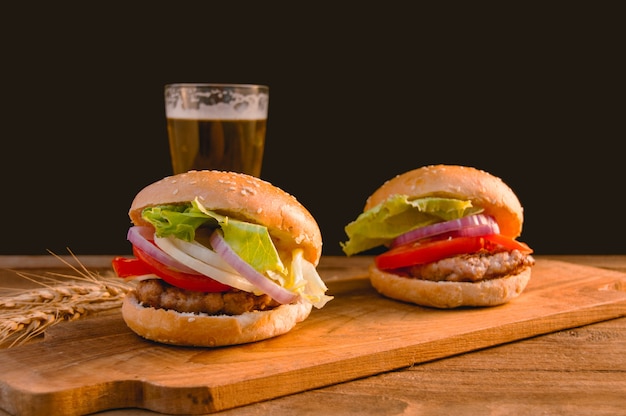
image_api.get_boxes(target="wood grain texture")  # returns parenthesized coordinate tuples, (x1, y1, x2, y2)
(1, 257, 625, 415)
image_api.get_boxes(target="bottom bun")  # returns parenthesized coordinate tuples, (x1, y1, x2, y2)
(121, 293, 313, 347)
(369, 264, 531, 308)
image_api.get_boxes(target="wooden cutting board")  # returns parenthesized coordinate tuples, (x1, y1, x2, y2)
(1, 259, 625, 416)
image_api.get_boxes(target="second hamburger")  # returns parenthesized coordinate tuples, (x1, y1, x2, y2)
(341, 165, 535, 308)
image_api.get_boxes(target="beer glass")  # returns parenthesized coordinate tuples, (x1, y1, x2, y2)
(164, 83, 269, 176)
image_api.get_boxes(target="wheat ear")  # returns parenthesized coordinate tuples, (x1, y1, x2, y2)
(1, 249, 134, 348)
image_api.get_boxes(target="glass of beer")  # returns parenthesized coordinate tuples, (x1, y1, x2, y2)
(164, 83, 269, 176)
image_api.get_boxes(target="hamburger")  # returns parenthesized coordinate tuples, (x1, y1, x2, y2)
(112, 170, 332, 346)
(341, 165, 535, 308)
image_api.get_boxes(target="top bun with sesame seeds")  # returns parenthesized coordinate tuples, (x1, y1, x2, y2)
(364, 164, 524, 239)
(129, 170, 322, 265)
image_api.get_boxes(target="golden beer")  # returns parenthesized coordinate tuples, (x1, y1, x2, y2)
(165, 84, 269, 176)
(166, 118, 266, 176)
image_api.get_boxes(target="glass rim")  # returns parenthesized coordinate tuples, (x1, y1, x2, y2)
(165, 83, 269, 91)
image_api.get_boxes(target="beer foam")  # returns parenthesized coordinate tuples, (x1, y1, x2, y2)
(166, 90, 269, 120)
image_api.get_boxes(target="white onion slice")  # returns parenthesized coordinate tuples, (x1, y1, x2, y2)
(154, 236, 257, 293)
(209, 230, 298, 304)
(391, 214, 500, 248)
(127, 226, 200, 274)
(170, 238, 239, 274)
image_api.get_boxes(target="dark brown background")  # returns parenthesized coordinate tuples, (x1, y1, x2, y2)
(1, 4, 622, 256)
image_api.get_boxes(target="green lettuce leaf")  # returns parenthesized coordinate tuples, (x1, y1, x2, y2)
(340, 195, 482, 256)
(141, 198, 284, 274)
(142, 203, 218, 241)
(219, 219, 285, 274)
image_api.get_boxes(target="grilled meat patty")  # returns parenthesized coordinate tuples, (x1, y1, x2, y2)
(133, 279, 281, 315)
(406, 250, 535, 282)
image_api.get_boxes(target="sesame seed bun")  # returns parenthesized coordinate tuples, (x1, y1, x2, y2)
(129, 170, 322, 265)
(365, 164, 524, 238)
(369, 264, 531, 308)
(122, 293, 312, 347)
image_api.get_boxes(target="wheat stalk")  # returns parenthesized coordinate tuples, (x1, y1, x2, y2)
(0, 250, 134, 348)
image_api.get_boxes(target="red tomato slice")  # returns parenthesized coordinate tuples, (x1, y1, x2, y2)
(483, 234, 534, 254)
(131, 246, 232, 292)
(112, 256, 153, 277)
(376, 236, 485, 270)
(375, 234, 534, 271)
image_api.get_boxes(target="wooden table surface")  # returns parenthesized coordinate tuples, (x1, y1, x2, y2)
(1, 254, 625, 416)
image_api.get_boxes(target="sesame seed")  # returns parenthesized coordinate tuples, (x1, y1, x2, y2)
(241, 186, 257, 195)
